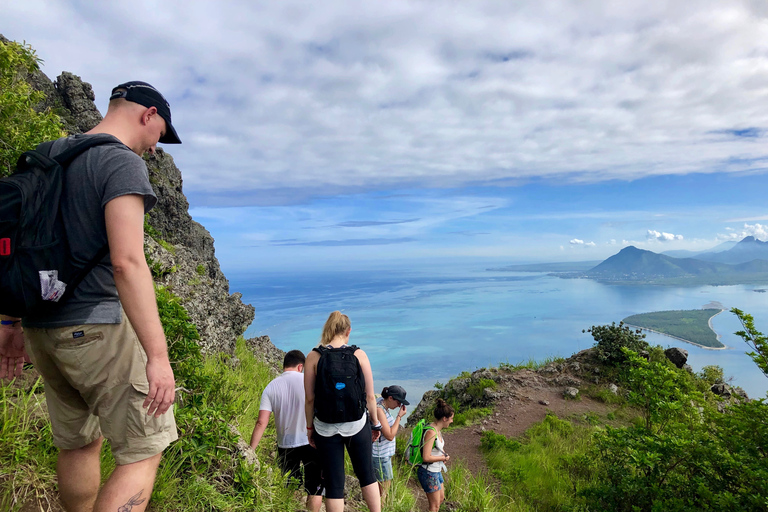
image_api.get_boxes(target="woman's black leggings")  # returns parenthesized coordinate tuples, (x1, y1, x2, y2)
(313, 422, 376, 499)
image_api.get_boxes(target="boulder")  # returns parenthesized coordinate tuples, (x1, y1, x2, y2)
(711, 383, 732, 398)
(664, 347, 688, 368)
(564, 387, 579, 399)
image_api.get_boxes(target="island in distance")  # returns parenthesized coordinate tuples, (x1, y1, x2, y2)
(622, 307, 726, 349)
(491, 236, 768, 286)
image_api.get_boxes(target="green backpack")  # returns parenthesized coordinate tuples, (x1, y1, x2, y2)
(406, 419, 436, 465)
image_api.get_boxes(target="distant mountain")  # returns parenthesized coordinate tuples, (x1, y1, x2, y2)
(693, 236, 768, 265)
(662, 240, 738, 258)
(584, 246, 730, 281)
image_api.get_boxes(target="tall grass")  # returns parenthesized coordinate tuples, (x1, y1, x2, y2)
(500, 355, 566, 372)
(0, 335, 301, 512)
(480, 413, 595, 511)
(0, 377, 58, 511)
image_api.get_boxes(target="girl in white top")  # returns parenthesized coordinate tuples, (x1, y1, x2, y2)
(418, 398, 455, 512)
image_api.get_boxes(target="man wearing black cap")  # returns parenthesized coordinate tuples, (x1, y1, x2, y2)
(0, 81, 181, 512)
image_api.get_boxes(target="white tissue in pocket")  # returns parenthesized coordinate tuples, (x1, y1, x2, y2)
(39, 270, 67, 302)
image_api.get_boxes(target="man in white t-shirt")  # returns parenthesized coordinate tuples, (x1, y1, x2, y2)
(250, 350, 323, 512)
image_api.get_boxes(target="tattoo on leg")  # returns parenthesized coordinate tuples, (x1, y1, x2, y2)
(117, 490, 147, 512)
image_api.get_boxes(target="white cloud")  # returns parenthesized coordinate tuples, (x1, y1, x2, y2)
(718, 222, 768, 241)
(569, 238, 596, 247)
(646, 229, 684, 242)
(4, 1, 768, 201)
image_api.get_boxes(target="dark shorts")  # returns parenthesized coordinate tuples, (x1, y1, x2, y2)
(417, 466, 444, 494)
(277, 444, 324, 495)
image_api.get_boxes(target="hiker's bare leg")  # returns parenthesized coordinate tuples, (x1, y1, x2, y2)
(306, 494, 322, 512)
(426, 485, 443, 512)
(58, 436, 103, 512)
(93, 452, 161, 512)
(325, 498, 344, 512)
(361, 482, 382, 512)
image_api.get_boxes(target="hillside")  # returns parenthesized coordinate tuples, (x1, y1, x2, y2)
(695, 236, 768, 265)
(576, 245, 768, 284)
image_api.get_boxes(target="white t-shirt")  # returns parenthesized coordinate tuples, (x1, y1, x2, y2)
(260, 370, 309, 448)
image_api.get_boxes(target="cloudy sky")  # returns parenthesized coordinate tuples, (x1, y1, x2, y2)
(5, 1, 768, 271)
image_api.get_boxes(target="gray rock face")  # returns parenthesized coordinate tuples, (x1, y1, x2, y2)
(54, 72, 103, 133)
(664, 347, 689, 368)
(406, 390, 440, 427)
(246, 335, 286, 374)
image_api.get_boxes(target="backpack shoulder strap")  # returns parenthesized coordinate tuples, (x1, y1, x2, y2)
(49, 134, 120, 166)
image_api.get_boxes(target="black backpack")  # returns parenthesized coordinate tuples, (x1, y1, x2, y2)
(0, 135, 115, 318)
(313, 344, 367, 423)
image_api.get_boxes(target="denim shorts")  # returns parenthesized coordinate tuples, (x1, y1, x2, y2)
(372, 456, 393, 481)
(417, 466, 444, 494)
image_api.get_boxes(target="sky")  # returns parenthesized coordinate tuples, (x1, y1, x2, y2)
(5, 0, 768, 271)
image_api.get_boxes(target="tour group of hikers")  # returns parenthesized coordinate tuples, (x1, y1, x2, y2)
(0, 81, 454, 512)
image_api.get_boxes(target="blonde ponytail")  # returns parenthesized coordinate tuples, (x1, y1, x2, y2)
(321, 311, 351, 346)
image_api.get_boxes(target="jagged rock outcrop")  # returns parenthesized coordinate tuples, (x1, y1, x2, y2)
(24, 62, 255, 353)
(245, 335, 286, 373)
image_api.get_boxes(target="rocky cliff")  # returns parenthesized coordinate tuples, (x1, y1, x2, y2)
(22, 52, 255, 353)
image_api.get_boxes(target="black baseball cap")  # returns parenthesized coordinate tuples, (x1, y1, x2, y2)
(387, 385, 410, 405)
(110, 81, 181, 144)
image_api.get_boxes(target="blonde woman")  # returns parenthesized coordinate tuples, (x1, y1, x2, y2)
(418, 398, 454, 512)
(304, 311, 381, 512)
(372, 385, 408, 500)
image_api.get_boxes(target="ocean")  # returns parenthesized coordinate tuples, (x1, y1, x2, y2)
(232, 264, 768, 405)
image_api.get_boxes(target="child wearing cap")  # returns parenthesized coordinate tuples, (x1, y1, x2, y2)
(372, 385, 409, 500)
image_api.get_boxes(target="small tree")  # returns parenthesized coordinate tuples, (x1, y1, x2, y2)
(0, 39, 65, 176)
(584, 321, 648, 364)
(731, 307, 768, 380)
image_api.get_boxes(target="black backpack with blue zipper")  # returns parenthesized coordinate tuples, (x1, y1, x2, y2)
(313, 344, 367, 423)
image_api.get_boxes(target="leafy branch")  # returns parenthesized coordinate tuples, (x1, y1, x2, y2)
(731, 307, 768, 380)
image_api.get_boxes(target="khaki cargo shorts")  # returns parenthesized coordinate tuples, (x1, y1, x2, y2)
(24, 311, 178, 465)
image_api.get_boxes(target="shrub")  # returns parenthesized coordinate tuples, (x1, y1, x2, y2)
(584, 322, 648, 365)
(467, 378, 497, 399)
(0, 39, 65, 176)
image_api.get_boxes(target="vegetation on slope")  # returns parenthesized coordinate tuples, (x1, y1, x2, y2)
(0, 38, 65, 176)
(622, 309, 725, 348)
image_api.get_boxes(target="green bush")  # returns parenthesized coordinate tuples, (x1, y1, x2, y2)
(467, 378, 497, 399)
(0, 39, 65, 176)
(698, 365, 724, 385)
(584, 322, 648, 365)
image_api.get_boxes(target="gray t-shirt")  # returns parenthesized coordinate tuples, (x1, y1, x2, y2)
(23, 134, 157, 327)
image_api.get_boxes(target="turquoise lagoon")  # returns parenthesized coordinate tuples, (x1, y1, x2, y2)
(233, 265, 768, 405)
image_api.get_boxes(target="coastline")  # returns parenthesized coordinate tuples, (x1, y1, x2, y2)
(625, 311, 728, 351)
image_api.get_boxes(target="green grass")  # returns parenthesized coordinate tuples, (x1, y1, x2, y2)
(500, 355, 566, 371)
(480, 413, 596, 511)
(0, 291, 299, 512)
(0, 378, 58, 511)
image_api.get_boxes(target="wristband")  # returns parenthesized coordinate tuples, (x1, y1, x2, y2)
(1, 320, 20, 326)
(372, 423, 382, 431)
(306, 426, 314, 430)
